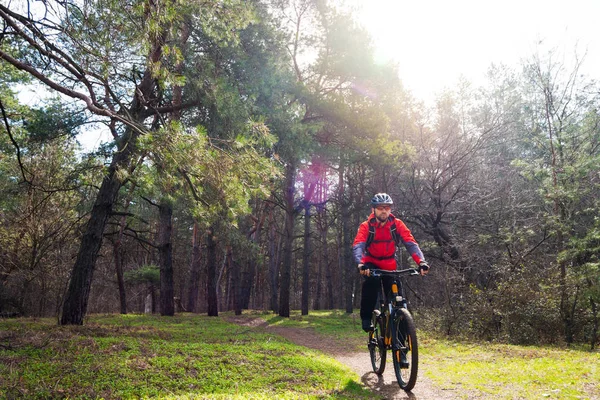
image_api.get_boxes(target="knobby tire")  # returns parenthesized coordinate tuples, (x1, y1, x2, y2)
(368, 312, 386, 375)
(392, 307, 418, 391)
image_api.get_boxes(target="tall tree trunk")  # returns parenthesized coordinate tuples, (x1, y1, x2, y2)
(39, 273, 47, 317)
(322, 212, 334, 310)
(240, 261, 254, 310)
(540, 76, 574, 345)
(314, 210, 328, 310)
(230, 247, 242, 315)
(225, 256, 232, 310)
(60, 136, 136, 325)
(218, 249, 228, 311)
(268, 211, 281, 313)
(187, 222, 202, 312)
(241, 207, 266, 309)
(279, 161, 297, 317)
(113, 183, 136, 315)
(240, 241, 257, 310)
(206, 226, 218, 316)
(352, 198, 363, 309)
(301, 202, 311, 315)
(159, 20, 189, 316)
(150, 283, 157, 314)
(563, 283, 578, 345)
(342, 205, 353, 314)
(338, 154, 353, 314)
(113, 242, 127, 314)
(591, 296, 598, 350)
(158, 202, 174, 316)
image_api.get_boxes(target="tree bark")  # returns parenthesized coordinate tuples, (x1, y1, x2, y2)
(268, 211, 281, 313)
(338, 153, 353, 314)
(113, 241, 127, 314)
(187, 222, 202, 312)
(61, 138, 135, 325)
(230, 247, 242, 315)
(321, 212, 334, 310)
(279, 161, 297, 317)
(591, 296, 598, 350)
(241, 208, 266, 309)
(313, 212, 322, 311)
(158, 202, 174, 316)
(301, 202, 311, 315)
(206, 226, 218, 316)
(240, 260, 254, 310)
(113, 183, 136, 315)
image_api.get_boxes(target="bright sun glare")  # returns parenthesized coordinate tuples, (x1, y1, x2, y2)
(351, 0, 600, 102)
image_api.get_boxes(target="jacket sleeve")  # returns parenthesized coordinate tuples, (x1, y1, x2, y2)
(352, 222, 369, 264)
(395, 219, 425, 265)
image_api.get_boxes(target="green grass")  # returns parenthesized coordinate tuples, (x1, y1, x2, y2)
(1, 311, 598, 399)
(258, 309, 365, 349)
(419, 335, 600, 399)
(0, 313, 371, 399)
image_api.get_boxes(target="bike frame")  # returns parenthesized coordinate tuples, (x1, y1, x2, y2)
(371, 268, 418, 347)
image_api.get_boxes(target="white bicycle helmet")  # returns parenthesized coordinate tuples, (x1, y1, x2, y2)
(370, 193, 393, 206)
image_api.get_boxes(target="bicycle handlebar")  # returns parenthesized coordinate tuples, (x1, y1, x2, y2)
(369, 268, 420, 277)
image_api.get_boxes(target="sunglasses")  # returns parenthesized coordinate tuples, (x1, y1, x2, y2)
(375, 206, 391, 211)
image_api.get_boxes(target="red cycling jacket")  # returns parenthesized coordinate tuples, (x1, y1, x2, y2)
(352, 213, 425, 271)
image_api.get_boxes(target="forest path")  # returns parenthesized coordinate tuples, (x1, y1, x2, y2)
(226, 316, 461, 400)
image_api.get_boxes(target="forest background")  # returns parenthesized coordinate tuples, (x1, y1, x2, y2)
(0, 0, 599, 349)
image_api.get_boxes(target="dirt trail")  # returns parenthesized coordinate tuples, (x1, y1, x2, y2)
(227, 316, 458, 400)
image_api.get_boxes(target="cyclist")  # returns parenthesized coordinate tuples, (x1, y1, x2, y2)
(353, 193, 429, 332)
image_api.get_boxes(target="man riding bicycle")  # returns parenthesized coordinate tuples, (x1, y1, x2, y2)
(352, 193, 429, 332)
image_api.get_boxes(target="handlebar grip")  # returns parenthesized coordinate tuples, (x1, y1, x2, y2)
(370, 268, 420, 277)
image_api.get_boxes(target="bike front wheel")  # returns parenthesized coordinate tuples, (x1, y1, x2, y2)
(392, 308, 418, 391)
(368, 312, 386, 375)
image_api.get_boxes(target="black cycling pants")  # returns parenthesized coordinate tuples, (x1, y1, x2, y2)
(359, 263, 394, 321)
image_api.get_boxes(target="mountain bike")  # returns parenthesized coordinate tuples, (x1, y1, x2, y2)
(367, 268, 420, 391)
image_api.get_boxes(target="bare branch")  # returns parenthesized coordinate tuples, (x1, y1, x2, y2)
(0, 98, 32, 183)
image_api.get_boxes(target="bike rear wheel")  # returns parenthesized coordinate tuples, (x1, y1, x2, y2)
(368, 312, 386, 375)
(392, 308, 418, 391)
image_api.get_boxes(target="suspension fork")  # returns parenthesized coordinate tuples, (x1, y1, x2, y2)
(389, 280, 402, 350)
(384, 303, 393, 346)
